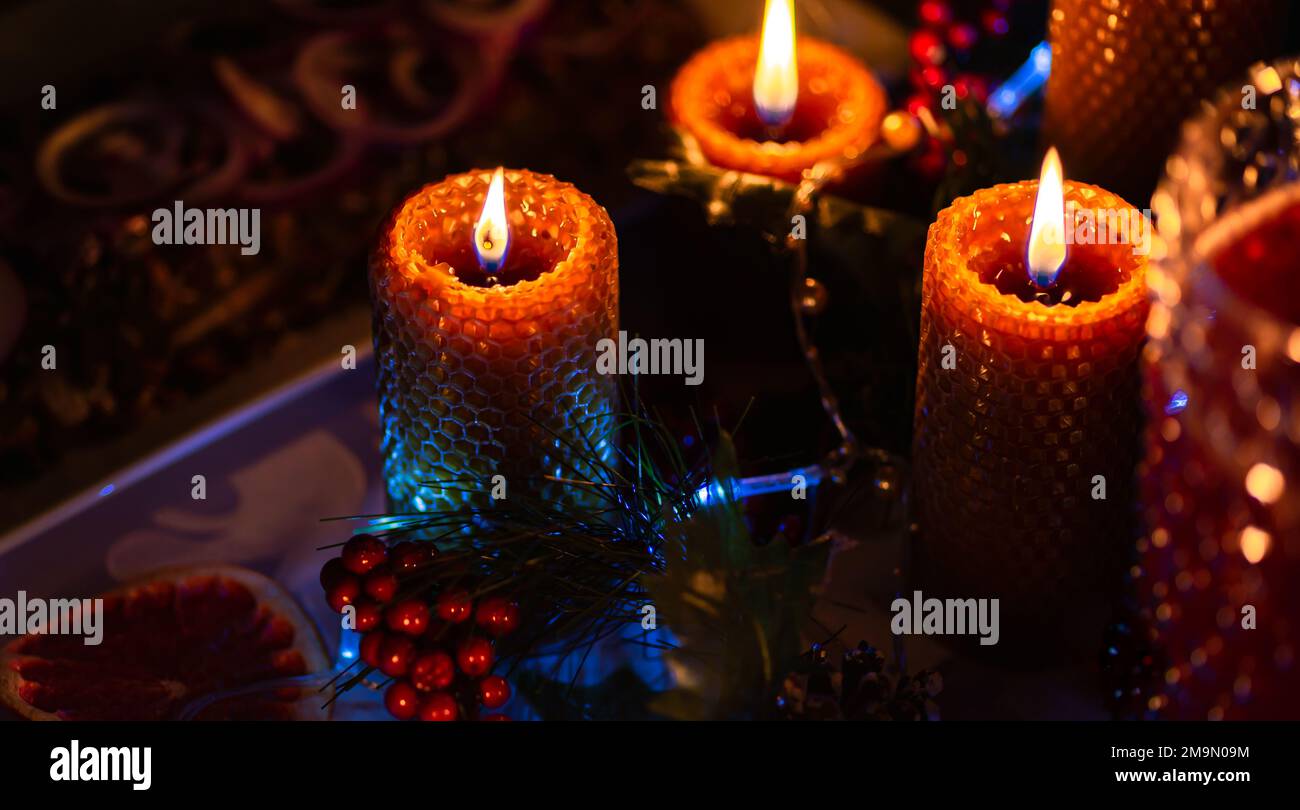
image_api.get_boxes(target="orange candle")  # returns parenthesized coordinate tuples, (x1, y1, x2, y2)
(668, 0, 886, 182)
(370, 168, 619, 514)
(1043, 0, 1285, 204)
(912, 151, 1149, 629)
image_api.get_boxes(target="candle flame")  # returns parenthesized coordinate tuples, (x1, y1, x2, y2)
(474, 167, 510, 274)
(1027, 147, 1067, 288)
(754, 0, 798, 129)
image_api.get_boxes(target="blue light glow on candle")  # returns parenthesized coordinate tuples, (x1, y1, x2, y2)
(1165, 389, 1189, 415)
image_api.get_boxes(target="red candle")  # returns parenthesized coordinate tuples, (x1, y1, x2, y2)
(1140, 182, 1300, 719)
(1212, 200, 1300, 322)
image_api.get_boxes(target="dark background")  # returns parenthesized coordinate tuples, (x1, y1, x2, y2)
(0, 0, 936, 533)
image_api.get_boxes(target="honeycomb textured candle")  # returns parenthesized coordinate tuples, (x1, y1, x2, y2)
(669, 36, 886, 182)
(1042, 0, 1284, 204)
(913, 181, 1148, 622)
(370, 169, 618, 514)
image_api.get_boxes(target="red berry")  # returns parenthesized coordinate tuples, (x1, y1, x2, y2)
(435, 590, 473, 623)
(359, 632, 385, 667)
(457, 637, 493, 677)
(319, 557, 348, 591)
(410, 650, 456, 692)
(386, 599, 430, 636)
(474, 597, 519, 637)
(478, 675, 511, 709)
(379, 635, 416, 677)
(385, 681, 420, 720)
(363, 566, 399, 603)
(390, 541, 436, 573)
(947, 22, 979, 52)
(919, 64, 947, 92)
(909, 30, 946, 66)
(919, 0, 952, 27)
(353, 600, 382, 632)
(341, 534, 387, 575)
(326, 576, 361, 613)
(418, 693, 459, 722)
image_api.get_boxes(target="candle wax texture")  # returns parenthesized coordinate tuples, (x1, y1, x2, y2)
(669, 35, 886, 181)
(913, 181, 1148, 623)
(1043, 0, 1285, 204)
(369, 169, 618, 514)
(1140, 192, 1300, 719)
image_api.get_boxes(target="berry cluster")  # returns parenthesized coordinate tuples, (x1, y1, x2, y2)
(905, 0, 1017, 177)
(320, 534, 519, 721)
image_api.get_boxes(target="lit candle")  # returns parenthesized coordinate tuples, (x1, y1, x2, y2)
(668, 0, 887, 181)
(912, 151, 1149, 630)
(369, 168, 619, 514)
(753, 0, 798, 129)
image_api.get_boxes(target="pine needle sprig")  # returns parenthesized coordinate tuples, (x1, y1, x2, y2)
(326, 392, 716, 693)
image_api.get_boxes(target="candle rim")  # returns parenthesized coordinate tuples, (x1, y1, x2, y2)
(1190, 180, 1300, 329)
(929, 179, 1150, 330)
(1147, 181, 1300, 472)
(381, 167, 615, 300)
(669, 34, 886, 178)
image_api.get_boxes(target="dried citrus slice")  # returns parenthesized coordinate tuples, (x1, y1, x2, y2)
(1, 565, 330, 720)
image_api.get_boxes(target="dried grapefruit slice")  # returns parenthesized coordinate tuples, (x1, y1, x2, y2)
(1, 565, 330, 720)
